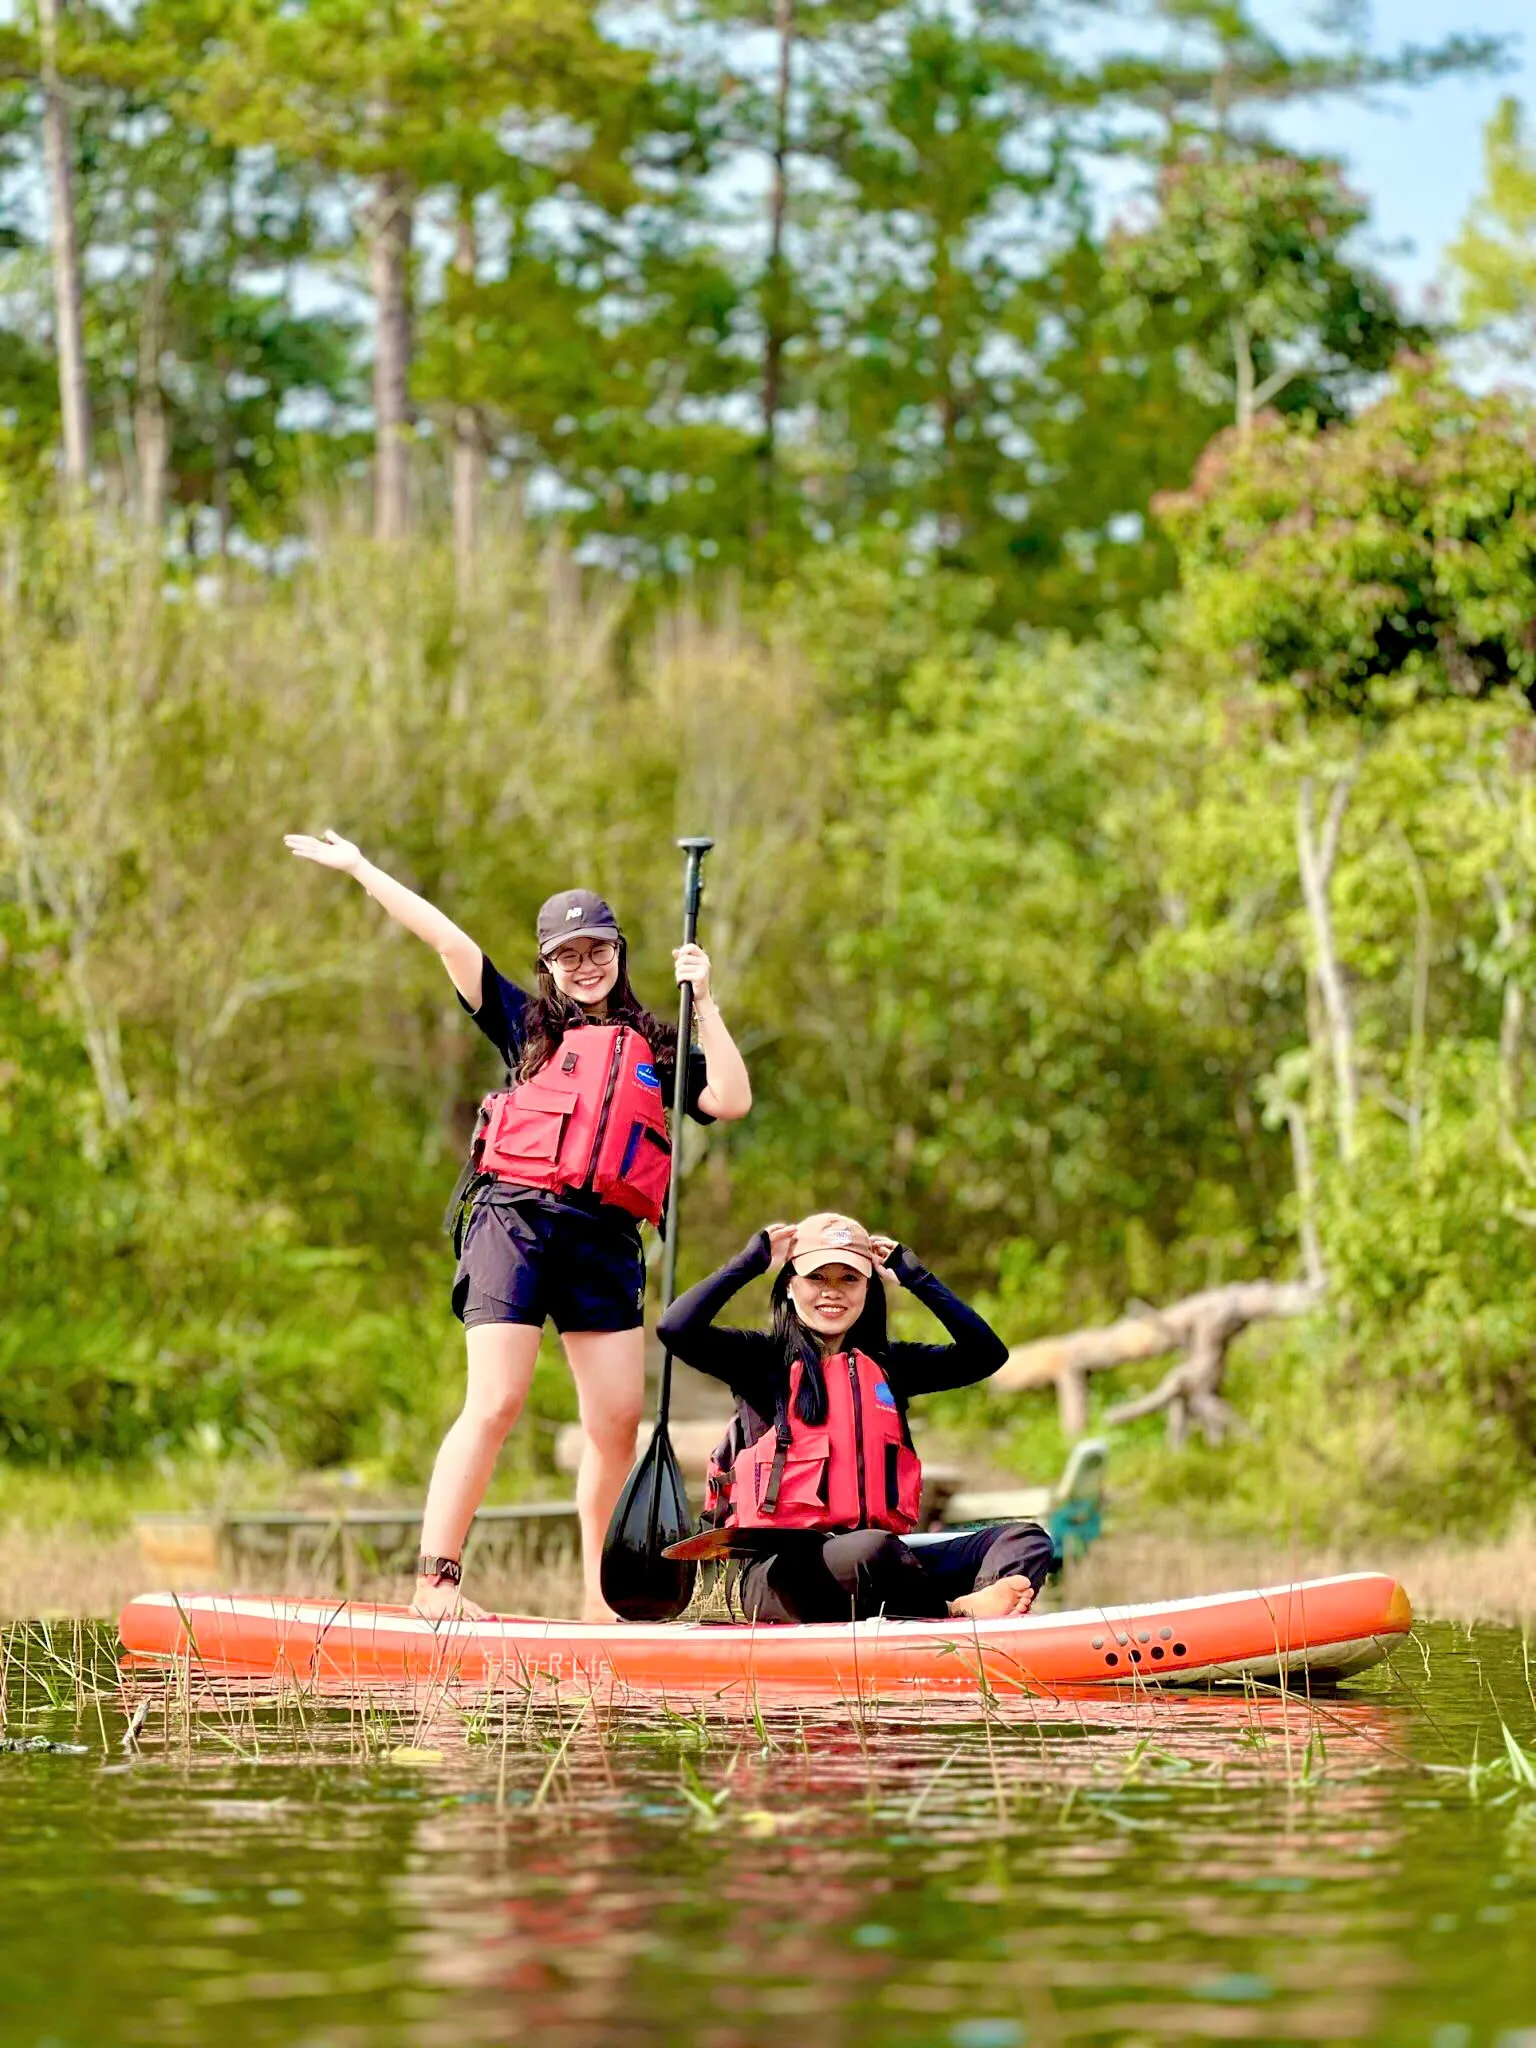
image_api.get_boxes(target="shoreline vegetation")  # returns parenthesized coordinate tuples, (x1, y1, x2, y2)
(9, 473, 1536, 1544)
(7, 1478, 1536, 1633)
(5, 10, 1536, 1572)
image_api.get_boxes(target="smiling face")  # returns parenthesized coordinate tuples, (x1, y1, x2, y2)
(545, 937, 621, 1010)
(788, 1261, 870, 1341)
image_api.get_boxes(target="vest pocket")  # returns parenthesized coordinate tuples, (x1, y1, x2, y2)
(743, 1426, 829, 1522)
(607, 1120, 671, 1216)
(883, 1439, 922, 1528)
(482, 1082, 579, 1169)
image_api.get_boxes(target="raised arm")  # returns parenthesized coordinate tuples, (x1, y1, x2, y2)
(673, 943, 751, 1121)
(284, 830, 484, 1007)
(657, 1227, 788, 1410)
(875, 1240, 1009, 1396)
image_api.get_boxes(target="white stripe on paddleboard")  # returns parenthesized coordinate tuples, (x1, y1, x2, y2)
(125, 1573, 1398, 1647)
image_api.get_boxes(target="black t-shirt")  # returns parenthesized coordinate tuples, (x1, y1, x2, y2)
(657, 1232, 1009, 1422)
(461, 955, 715, 1125)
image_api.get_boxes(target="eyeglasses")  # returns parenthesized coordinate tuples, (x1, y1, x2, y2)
(548, 939, 618, 972)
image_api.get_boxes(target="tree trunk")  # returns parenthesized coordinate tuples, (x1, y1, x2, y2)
(992, 1275, 1323, 1444)
(370, 171, 414, 542)
(451, 200, 482, 598)
(1488, 874, 1535, 1182)
(1233, 309, 1300, 429)
(1296, 770, 1359, 1165)
(1230, 314, 1254, 437)
(756, 0, 795, 535)
(38, 0, 92, 492)
(134, 234, 169, 538)
(213, 381, 233, 560)
(1397, 828, 1432, 1167)
(933, 235, 963, 549)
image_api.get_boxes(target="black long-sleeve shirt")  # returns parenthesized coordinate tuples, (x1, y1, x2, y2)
(657, 1232, 1008, 1421)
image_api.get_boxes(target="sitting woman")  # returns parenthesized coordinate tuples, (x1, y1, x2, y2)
(658, 1214, 1054, 1624)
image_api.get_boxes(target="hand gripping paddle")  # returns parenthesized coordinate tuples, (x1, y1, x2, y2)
(599, 836, 714, 1622)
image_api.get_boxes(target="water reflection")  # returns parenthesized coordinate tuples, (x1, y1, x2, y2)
(384, 1690, 1414, 2046)
(1, 1622, 1534, 2045)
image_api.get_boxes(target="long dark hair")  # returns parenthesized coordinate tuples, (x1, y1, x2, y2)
(770, 1263, 889, 1426)
(514, 937, 678, 1084)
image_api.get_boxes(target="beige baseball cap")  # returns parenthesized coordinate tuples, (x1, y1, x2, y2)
(790, 1212, 874, 1278)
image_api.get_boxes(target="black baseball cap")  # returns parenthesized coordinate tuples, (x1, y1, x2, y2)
(536, 888, 622, 956)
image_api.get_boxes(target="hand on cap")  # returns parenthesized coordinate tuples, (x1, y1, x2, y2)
(284, 829, 361, 875)
(868, 1235, 903, 1289)
(763, 1221, 796, 1268)
(673, 943, 713, 1004)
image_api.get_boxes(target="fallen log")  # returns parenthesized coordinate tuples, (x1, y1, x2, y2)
(993, 1277, 1323, 1444)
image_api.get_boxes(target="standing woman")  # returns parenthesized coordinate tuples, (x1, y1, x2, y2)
(660, 1215, 1055, 1623)
(283, 830, 752, 1620)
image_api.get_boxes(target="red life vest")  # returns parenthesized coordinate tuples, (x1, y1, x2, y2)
(706, 1350, 922, 1536)
(473, 1023, 672, 1227)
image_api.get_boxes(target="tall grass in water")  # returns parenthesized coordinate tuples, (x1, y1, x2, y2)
(14, 1610, 1536, 1885)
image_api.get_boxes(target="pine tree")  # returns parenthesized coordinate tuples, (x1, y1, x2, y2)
(190, 0, 648, 541)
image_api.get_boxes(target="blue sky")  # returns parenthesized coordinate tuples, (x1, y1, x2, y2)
(1257, 0, 1533, 309)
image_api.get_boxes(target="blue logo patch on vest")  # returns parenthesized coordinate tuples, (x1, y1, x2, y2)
(635, 1063, 661, 1089)
(874, 1381, 897, 1408)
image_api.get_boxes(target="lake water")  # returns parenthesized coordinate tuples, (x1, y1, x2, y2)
(2, 1617, 1535, 2045)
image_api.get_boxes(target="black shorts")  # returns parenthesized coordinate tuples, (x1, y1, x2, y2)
(452, 1193, 645, 1335)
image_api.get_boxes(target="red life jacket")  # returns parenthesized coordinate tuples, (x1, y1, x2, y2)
(706, 1350, 922, 1536)
(473, 1023, 672, 1226)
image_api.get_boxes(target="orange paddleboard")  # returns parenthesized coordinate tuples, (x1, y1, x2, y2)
(118, 1573, 1411, 1699)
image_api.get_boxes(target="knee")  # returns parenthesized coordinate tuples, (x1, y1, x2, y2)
(582, 1402, 644, 1460)
(984, 1520, 1056, 1587)
(835, 1530, 908, 1575)
(461, 1385, 524, 1439)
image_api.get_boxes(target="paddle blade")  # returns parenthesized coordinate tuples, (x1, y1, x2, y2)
(600, 1426, 698, 1622)
(662, 1526, 742, 1564)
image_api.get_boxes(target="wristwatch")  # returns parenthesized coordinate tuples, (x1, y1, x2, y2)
(416, 1555, 463, 1586)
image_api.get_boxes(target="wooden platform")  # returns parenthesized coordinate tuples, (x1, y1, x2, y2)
(135, 1499, 579, 1591)
(136, 1439, 1108, 1591)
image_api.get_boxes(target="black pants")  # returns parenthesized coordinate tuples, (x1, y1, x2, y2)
(737, 1521, 1056, 1625)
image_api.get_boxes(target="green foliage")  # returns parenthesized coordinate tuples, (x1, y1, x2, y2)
(1451, 96, 1536, 353)
(1158, 361, 1536, 719)
(4, 477, 1536, 1520)
(3, 18, 1536, 1528)
(1104, 150, 1421, 431)
(0, 0, 1499, 617)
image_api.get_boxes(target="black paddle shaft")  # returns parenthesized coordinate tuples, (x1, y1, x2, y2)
(601, 835, 714, 1618)
(647, 835, 713, 1541)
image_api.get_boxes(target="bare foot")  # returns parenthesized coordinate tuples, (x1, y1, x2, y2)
(411, 1580, 489, 1622)
(948, 1577, 1037, 1622)
(581, 1600, 619, 1625)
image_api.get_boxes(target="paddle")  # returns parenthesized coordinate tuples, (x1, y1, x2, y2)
(662, 1525, 763, 1564)
(599, 835, 714, 1622)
